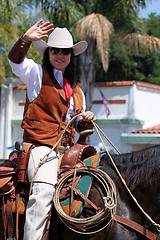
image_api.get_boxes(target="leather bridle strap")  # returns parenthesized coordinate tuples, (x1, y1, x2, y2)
(113, 214, 158, 240)
(69, 186, 100, 212)
(6, 197, 15, 239)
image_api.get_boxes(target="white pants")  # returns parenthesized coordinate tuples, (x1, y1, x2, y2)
(23, 146, 58, 240)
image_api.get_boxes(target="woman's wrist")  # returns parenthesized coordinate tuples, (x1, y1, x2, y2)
(21, 34, 31, 43)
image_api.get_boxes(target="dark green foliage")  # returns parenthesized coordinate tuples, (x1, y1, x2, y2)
(145, 13, 160, 37)
(96, 36, 135, 82)
(95, 11, 160, 85)
(96, 36, 160, 84)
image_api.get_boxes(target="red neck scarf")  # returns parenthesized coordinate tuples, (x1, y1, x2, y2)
(63, 77, 73, 108)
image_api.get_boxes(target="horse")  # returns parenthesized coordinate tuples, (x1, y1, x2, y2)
(1, 145, 160, 240)
(55, 144, 160, 240)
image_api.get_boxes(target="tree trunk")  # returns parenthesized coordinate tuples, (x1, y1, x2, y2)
(80, 37, 96, 111)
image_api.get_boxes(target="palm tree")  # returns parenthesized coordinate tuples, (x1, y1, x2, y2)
(76, 13, 113, 110)
(74, 1, 160, 110)
(122, 33, 160, 54)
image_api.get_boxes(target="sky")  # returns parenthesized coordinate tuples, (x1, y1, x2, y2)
(138, 0, 160, 18)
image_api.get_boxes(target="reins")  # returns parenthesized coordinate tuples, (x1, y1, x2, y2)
(91, 120, 160, 234)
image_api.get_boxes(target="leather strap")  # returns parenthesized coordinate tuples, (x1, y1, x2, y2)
(2, 196, 7, 240)
(113, 214, 158, 240)
(41, 207, 59, 240)
(14, 145, 35, 239)
(70, 167, 77, 216)
(15, 192, 20, 240)
(70, 186, 100, 212)
(6, 198, 15, 239)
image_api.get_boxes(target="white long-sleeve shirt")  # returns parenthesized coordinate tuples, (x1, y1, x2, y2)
(9, 58, 85, 127)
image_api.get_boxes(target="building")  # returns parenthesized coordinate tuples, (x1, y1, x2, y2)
(91, 81, 160, 153)
(0, 78, 25, 158)
(1, 79, 160, 158)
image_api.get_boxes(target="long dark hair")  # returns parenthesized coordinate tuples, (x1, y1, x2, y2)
(42, 47, 77, 88)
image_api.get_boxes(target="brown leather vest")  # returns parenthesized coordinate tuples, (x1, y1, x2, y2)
(21, 67, 83, 149)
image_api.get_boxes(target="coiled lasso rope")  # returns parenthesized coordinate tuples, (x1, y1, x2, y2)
(53, 166, 117, 234)
(91, 120, 160, 233)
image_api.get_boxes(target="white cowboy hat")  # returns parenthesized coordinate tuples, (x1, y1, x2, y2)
(33, 27, 88, 56)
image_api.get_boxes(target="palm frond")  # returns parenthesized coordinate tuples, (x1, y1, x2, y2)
(122, 33, 160, 54)
(76, 13, 113, 72)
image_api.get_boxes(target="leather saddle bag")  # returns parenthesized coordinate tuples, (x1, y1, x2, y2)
(0, 151, 18, 196)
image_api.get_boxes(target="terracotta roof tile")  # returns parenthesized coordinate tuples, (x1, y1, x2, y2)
(12, 79, 26, 91)
(13, 85, 27, 91)
(94, 81, 160, 90)
(94, 81, 135, 87)
(132, 124, 160, 134)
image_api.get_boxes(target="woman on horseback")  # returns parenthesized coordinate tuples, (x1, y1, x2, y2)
(8, 19, 96, 240)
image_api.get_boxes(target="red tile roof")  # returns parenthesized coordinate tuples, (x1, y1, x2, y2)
(94, 80, 160, 90)
(133, 124, 160, 134)
(13, 85, 27, 91)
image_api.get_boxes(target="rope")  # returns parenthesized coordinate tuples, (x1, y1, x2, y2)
(92, 123, 121, 155)
(53, 166, 117, 234)
(92, 121, 160, 233)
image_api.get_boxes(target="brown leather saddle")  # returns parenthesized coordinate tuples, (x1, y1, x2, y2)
(58, 139, 100, 217)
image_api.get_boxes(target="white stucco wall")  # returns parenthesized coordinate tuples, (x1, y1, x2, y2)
(134, 83, 160, 128)
(12, 90, 26, 120)
(93, 86, 130, 119)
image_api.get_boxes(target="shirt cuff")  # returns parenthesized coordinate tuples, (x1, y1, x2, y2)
(75, 116, 83, 131)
